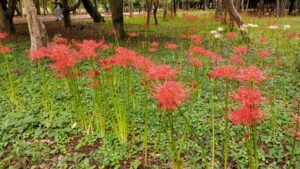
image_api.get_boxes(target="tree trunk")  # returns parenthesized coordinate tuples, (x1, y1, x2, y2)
(259, 0, 264, 17)
(128, 0, 133, 17)
(35, 0, 41, 15)
(278, 0, 286, 16)
(61, 0, 81, 28)
(42, 0, 49, 15)
(288, 0, 295, 14)
(235, 0, 241, 12)
(153, 0, 159, 25)
(0, 0, 16, 33)
(109, 0, 125, 40)
(146, 0, 153, 27)
(163, 0, 168, 20)
(225, 0, 249, 42)
(241, 0, 244, 11)
(23, 0, 48, 51)
(215, 0, 223, 18)
(245, 0, 249, 12)
(82, 0, 104, 23)
(173, 0, 176, 16)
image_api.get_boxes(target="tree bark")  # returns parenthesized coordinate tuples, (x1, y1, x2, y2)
(278, 0, 286, 16)
(259, 0, 264, 17)
(225, 0, 249, 42)
(23, 0, 48, 51)
(109, 0, 125, 40)
(0, 0, 17, 33)
(146, 0, 153, 27)
(34, 0, 41, 15)
(61, 0, 81, 28)
(173, 0, 176, 16)
(128, 0, 133, 17)
(153, 0, 159, 25)
(163, 0, 168, 20)
(215, 0, 223, 18)
(82, 0, 104, 23)
(288, 0, 295, 14)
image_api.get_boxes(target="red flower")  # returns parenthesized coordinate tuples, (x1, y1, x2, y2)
(54, 37, 68, 44)
(258, 37, 266, 43)
(190, 46, 222, 62)
(292, 113, 300, 123)
(209, 65, 237, 79)
(111, 28, 117, 35)
(146, 65, 177, 80)
(152, 81, 189, 112)
(129, 33, 139, 38)
(149, 47, 158, 53)
(188, 57, 202, 68)
(164, 43, 178, 50)
(232, 86, 264, 105)
(226, 32, 237, 39)
(151, 41, 159, 47)
(74, 39, 104, 60)
(86, 69, 100, 78)
(97, 57, 115, 71)
(0, 32, 8, 40)
(0, 46, 11, 54)
(132, 55, 154, 72)
(295, 132, 300, 140)
(236, 66, 267, 84)
(28, 47, 49, 61)
(258, 50, 271, 58)
(234, 46, 247, 54)
(230, 55, 245, 66)
(180, 34, 188, 39)
(191, 35, 201, 45)
(111, 47, 137, 67)
(229, 105, 264, 126)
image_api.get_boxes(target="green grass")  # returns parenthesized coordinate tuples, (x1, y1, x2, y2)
(0, 11, 299, 168)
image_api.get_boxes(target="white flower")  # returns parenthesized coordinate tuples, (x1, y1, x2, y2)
(248, 23, 258, 28)
(217, 27, 224, 32)
(283, 25, 291, 30)
(240, 24, 248, 31)
(214, 33, 222, 39)
(269, 25, 279, 29)
(210, 30, 218, 34)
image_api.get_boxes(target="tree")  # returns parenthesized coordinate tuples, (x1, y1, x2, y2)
(225, 0, 249, 41)
(23, 0, 48, 51)
(215, 0, 223, 18)
(109, 0, 125, 39)
(61, 0, 81, 28)
(163, 0, 168, 20)
(145, 0, 153, 27)
(259, 0, 264, 17)
(153, 0, 159, 25)
(82, 0, 104, 23)
(0, 0, 17, 33)
(288, 0, 296, 15)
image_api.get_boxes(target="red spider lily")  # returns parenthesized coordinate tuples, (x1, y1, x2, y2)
(152, 81, 189, 112)
(164, 43, 178, 50)
(132, 55, 154, 72)
(232, 86, 264, 105)
(0, 46, 11, 54)
(111, 47, 137, 67)
(236, 66, 267, 84)
(258, 51, 271, 58)
(191, 34, 201, 45)
(188, 57, 202, 68)
(149, 47, 158, 53)
(191, 80, 198, 90)
(295, 132, 300, 140)
(86, 80, 100, 88)
(229, 105, 264, 126)
(54, 37, 68, 44)
(151, 41, 159, 47)
(258, 37, 266, 43)
(97, 57, 115, 71)
(190, 46, 222, 62)
(28, 47, 49, 61)
(74, 39, 108, 60)
(0, 32, 8, 40)
(209, 65, 237, 79)
(230, 55, 245, 66)
(234, 46, 248, 54)
(226, 32, 237, 39)
(111, 28, 117, 35)
(292, 113, 300, 123)
(180, 34, 188, 39)
(128, 33, 139, 38)
(86, 69, 100, 78)
(146, 65, 177, 80)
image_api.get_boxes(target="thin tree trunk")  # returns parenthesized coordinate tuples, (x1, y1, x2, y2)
(23, 0, 48, 51)
(225, 0, 249, 42)
(61, 0, 81, 28)
(215, 0, 223, 18)
(241, 0, 244, 11)
(278, 0, 286, 16)
(0, 0, 16, 33)
(109, 0, 125, 40)
(146, 0, 153, 27)
(163, 0, 168, 20)
(173, 0, 176, 16)
(245, 0, 249, 12)
(153, 0, 159, 25)
(35, 0, 41, 15)
(82, 0, 104, 23)
(288, 0, 295, 14)
(129, 0, 133, 17)
(259, 0, 264, 17)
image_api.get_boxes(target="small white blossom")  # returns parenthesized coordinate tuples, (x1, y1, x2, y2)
(269, 25, 279, 29)
(214, 33, 222, 39)
(210, 30, 218, 34)
(217, 27, 224, 32)
(248, 23, 258, 28)
(283, 25, 291, 30)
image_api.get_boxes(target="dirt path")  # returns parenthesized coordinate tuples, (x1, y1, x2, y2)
(14, 12, 143, 25)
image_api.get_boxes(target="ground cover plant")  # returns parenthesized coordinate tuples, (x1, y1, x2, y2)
(0, 11, 300, 168)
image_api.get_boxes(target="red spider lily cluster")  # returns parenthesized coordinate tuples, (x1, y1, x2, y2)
(0, 32, 8, 40)
(191, 34, 201, 45)
(188, 56, 202, 69)
(234, 46, 248, 54)
(0, 32, 11, 54)
(226, 32, 237, 39)
(190, 46, 222, 62)
(152, 81, 189, 112)
(164, 43, 178, 50)
(258, 50, 271, 58)
(209, 65, 237, 79)
(292, 114, 300, 140)
(287, 32, 300, 38)
(230, 55, 245, 66)
(258, 37, 267, 43)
